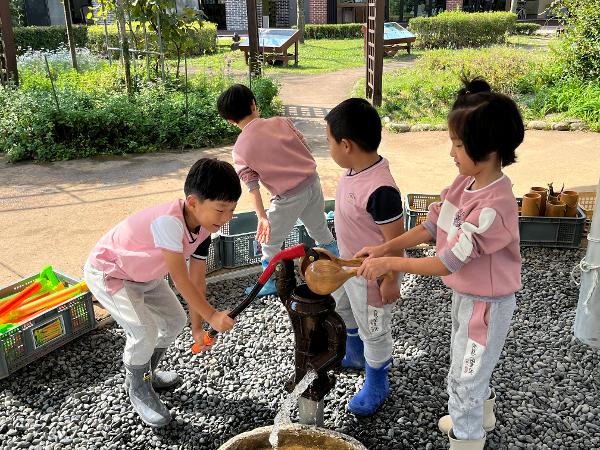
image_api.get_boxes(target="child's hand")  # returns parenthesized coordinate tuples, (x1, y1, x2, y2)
(379, 277, 400, 305)
(255, 217, 271, 244)
(354, 244, 385, 259)
(357, 257, 394, 280)
(208, 310, 235, 333)
(191, 328, 216, 353)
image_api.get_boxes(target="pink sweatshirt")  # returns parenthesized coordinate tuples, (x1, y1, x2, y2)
(88, 199, 210, 282)
(423, 174, 521, 298)
(232, 117, 317, 196)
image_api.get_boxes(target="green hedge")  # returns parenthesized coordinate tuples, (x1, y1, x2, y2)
(0, 67, 279, 162)
(304, 24, 363, 40)
(511, 22, 541, 35)
(13, 25, 88, 54)
(87, 22, 217, 57)
(409, 11, 516, 49)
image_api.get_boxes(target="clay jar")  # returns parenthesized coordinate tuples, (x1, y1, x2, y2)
(529, 187, 547, 216)
(521, 192, 542, 216)
(545, 200, 567, 217)
(560, 190, 579, 217)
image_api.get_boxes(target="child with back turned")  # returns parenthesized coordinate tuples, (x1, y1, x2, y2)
(84, 158, 241, 427)
(324, 98, 405, 416)
(356, 78, 525, 449)
(217, 84, 338, 297)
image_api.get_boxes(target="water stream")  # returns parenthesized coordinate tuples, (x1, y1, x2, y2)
(269, 369, 318, 450)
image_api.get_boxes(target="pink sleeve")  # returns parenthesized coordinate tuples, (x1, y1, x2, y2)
(232, 146, 260, 191)
(284, 118, 311, 151)
(438, 207, 514, 273)
(422, 186, 449, 238)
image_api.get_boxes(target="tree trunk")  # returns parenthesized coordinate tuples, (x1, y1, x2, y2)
(510, 0, 518, 13)
(63, 0, 79, 71)
(297, 0, 305, 44)
(115, 0, 133, 97)
(0, 0, 19, 85)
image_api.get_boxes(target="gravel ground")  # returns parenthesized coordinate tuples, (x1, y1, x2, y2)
(1, 247, 599, 450)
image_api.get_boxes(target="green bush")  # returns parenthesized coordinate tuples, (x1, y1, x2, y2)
(555, 0, 600, 80)
(0, 67, 279, 162)
(13, 25, 88, 54)
(371, 46, 546, 124)
(304, 24, 363, 40)
(86, 21, 217, 57)
(511, 22, 541, 35)
(409, 11, 517, 48)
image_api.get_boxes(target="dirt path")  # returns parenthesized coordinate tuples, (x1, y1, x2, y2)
(1, 66, 599, 285)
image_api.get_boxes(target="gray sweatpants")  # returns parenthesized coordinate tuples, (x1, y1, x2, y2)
(448, 291, 516, 440)
(84, 262, 187, 366)
(332, 276, 401, 368)
(262, 176, 334, 261)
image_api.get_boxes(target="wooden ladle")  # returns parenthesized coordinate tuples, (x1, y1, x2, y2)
(304, 259, 391, 295)
(299, 247, 365, 277)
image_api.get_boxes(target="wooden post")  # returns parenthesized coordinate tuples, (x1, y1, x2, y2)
(365, 0, 384, 106)
(115, 0, 133, 97)
(63, 0, 79, 71)
(0, 0, 19, 85)
(246, 0, 261, 78)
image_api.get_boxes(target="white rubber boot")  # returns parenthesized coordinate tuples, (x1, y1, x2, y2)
(438, 391, 496, 434)
(448, 430, 486, 450)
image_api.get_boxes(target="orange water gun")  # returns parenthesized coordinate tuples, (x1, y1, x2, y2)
(0, 266, 62, 315)
(0, 281, 87, 324)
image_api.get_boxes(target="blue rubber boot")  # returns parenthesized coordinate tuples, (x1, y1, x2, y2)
(245, 259, 278, 297)
(341, 328, 365, 369)
(348, 359, 391, 416)
(319, 240, 339, 257)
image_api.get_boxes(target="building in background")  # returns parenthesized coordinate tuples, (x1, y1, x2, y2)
(24, 0, 92, 26)
(21, 0, 553, 34)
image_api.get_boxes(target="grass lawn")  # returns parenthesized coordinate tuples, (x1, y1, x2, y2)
(181, 38, 422, 75)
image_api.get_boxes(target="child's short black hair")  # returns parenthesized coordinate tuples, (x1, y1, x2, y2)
(184, 158, 241, 202)
(448, 77, 524, 167)
(217, 84, 256, 123)
(324, 98, 381, 153)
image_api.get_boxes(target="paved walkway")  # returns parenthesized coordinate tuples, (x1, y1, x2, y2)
(1, 66, 599, 285)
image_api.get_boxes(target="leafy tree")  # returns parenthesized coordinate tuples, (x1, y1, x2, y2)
(92, 0, 206, 79)
(554, 0, 600, 80)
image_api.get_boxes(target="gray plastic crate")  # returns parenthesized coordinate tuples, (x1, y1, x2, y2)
(405, 193, 440, 231)
(0, 271, 96, 379)
(518, 198, 586, 248)
(220, 211, 303, 268)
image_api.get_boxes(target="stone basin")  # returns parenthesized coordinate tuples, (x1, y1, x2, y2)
(218, 424, 367, 450)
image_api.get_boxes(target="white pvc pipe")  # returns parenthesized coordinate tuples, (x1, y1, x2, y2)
(574, 176, 600, 348)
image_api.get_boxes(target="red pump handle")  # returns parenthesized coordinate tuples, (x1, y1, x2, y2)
(258, 244, 307, 284)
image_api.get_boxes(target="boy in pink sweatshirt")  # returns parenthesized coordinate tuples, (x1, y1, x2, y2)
(84, 158, 240, 427)
(217, 84, 338, 297)
(356, 78, 525, 450)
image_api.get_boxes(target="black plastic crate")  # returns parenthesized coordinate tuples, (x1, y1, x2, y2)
(517, 198, 587, 248)
(299, 199, 336, 247)
(405, 193, 441, 231)
(0, 271, 95, 379)
(206, 235, 223, 274)
(220, 212, 303, 268)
